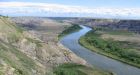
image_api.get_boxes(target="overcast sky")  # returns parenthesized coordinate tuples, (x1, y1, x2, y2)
(0, 0, 140, 19)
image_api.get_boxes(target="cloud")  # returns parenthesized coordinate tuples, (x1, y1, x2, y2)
(0, 2, 140, 19)
(0, 2, 94, 13)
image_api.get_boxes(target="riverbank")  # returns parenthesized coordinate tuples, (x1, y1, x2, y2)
(79, 28, 140, 68)
(60, 25, 140, 75)
(58, 25, 112, 75)
(58, 24, 82, 39)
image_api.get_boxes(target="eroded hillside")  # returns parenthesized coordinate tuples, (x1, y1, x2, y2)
(0, 17, 87, 75)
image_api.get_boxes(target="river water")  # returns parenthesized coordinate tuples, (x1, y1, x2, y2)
(60, 25, 140, 75)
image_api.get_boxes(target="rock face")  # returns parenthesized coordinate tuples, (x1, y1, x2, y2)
(0, 17, 87, 75)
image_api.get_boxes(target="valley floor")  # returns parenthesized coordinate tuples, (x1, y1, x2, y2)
(11, 17, 111, 75)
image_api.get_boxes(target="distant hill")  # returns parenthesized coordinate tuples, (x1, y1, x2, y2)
(60, 18, 140, 33)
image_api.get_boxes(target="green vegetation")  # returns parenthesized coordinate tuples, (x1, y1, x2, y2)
(58, 24, 82, 39)
(80, 29, 140, 68)
(53, 63, 112, 75)
(53, 63, 87, 75)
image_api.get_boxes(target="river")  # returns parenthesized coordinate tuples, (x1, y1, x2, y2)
(60, 25, 140, 75)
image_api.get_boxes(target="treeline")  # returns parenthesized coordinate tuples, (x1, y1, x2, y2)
(58, 24, 82, 38)
(81, 30, 140, 67)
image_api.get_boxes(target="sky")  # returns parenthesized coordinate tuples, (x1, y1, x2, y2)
(0, 0, 140, 19)
(0, 0, 140, 8)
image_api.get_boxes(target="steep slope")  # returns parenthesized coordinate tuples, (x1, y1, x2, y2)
(0, 17, 46, 75)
